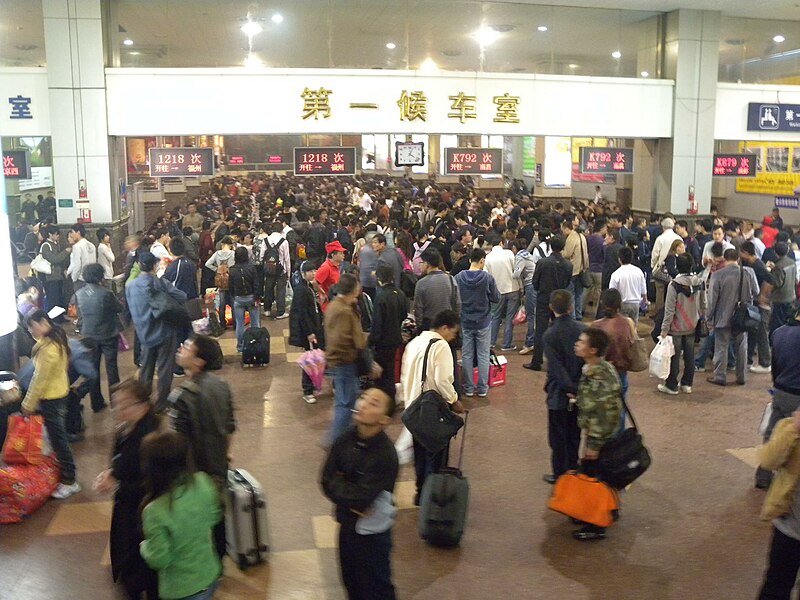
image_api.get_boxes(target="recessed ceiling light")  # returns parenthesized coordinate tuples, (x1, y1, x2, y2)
(537, 25, 548, 32)
(568, 63, 578, 68)
(122, 38, 134, 46)
(611, 50, 622, 59)
(241, 21, 263, 37)
(129, 51, 140, 55)
(271, 13, 283, 24)
(420, 57, 438, 71)
(386, 42, 396, 50)
(641, 70, 649, 77)
(774, 34, 786, 43)
(472, 26, 501, 47)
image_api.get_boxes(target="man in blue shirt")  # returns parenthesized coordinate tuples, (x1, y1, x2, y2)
(126, 252, 187, 411)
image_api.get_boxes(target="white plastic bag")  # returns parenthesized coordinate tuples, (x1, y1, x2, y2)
(394, 427, 414, 465)
(649, 336, 675, 379)
(758, 401, 773, 438)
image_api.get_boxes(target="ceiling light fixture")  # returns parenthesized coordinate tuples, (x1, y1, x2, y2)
(129, 51, 140, 55)
(774, 34, 786, 43)
(537, 25, 548, 32)
(420, 57, 438, 72)
(611, 50, 622, 59)
(244, 53, 263, 68)
(271, 13, 284, 24)
(568, 63, 578, 68)
(386, 42, 396, 50)
(241, 20, 263, 37)
(641, 70, 649, 77)
(122, 38, 134, 46)
(472, 26, 501, 47)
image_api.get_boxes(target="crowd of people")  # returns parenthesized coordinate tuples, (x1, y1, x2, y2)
(6, 171, 800, 599)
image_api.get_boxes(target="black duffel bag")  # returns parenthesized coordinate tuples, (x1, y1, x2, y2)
(401, 339, 464, 454)
(148, 282, 190, 326)
(730, 266, 760, 336)
(598, 395, 651, 490)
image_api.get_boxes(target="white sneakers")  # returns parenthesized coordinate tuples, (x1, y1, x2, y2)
(51, 482, 81, 499)
(519, 346, 534, 355)
(303, 394, 317, 404)
(657, 384, 679, 395)
(275, 313, 289, 320)
(680, 385, 692, 394)
(750, 365, 771, 374)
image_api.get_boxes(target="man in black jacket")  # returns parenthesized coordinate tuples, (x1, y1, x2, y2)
(169, 334, 236, 559)
(321, 387, 399, 600)
(289, 261, 325, 404)
(525, 235, 573, 371)
(541, 290, 585, 483)
(369, 265, 409, 410)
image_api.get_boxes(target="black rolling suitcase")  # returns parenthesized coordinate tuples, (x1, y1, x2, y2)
(418, 411, 470, 547)
(242, 327, 270, 367)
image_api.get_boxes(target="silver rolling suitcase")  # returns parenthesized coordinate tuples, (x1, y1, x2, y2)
(226, 468, 270, 569)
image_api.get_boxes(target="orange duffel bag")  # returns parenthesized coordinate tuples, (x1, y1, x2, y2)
(547, 471, 620, 528)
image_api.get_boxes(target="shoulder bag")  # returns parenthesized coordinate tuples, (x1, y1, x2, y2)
(149, 282, 190, 325)
(547, 471, 619, 528)
(597, 393, 651, 489)
(730, 266, 760, 335)
(401, 338, 464, 454)
(628, 318, 650, 373)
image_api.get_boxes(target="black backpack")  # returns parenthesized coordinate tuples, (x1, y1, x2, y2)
(263, 237, 285, 277)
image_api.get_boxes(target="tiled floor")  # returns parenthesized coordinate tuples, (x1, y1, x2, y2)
(0, 316, 777, 599)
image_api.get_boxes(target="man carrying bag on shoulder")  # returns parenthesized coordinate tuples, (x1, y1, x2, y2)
(400, 309, 465, 505)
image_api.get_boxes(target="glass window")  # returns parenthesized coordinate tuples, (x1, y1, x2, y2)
(0, 0, 45, 67)
(719, 17, 800, 83)
(109, 0, 662, 78)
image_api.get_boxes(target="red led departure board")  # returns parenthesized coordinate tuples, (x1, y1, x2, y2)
(293, 147, 356, 176)
(712, 154, 756, 177)
(579, 147, 634, 174)
(2, 150, 31, 179)
(443, 148, 502, 175)
(228, 156, 245, 165)
(149, 148, 214, 176)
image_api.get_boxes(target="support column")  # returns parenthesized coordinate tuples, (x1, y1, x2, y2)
(661, 9, 720, 216)
(43, 0, 114, 224)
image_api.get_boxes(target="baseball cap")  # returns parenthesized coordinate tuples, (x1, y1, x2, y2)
(326, 241, 346, 254)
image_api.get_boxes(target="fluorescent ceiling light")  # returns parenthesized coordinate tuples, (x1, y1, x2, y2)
(241, 21, 263, 37)
(611, 50, 622, 59)
(420, 57, 438, 71)
(640, 71, 649, 77)
(568, 63, 578, 68)
(774, 34, 786, 43)
(386, 42, 396, 50)
(129, 51, 140, 55)
(271, 13, 284, 24)
(537, 25, 548, 32)
(122, 38, 134, 46)
(472, 26, 501, 47)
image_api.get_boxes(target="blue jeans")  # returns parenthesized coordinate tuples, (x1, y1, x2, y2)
(695, 332, 735, 369)
(234, 295, 261, 352)
(39, 396, 76, 484)
(330, 364, 360, 444)
(491, 292, 520, 348)
(523, 283, 537, 348)
(461, 326, 491, 395)
(181, 580, 219, 600)
(568, 275, 585, 320)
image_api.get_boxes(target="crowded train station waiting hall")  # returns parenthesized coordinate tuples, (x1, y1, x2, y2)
(5, 0, 800, 599)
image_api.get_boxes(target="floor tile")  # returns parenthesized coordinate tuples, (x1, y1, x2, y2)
(312, 515, 339, 549)
(726, 446, 762, 469)
(44, 501, 112, 536)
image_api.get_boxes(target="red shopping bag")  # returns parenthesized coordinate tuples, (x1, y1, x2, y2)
(2, 415, 46, 465)
(0, 457, 60, 523)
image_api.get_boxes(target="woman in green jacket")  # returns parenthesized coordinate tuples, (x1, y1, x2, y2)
(139, 430, 222, 600)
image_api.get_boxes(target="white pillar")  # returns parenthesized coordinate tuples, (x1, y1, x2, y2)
(663, 9, 720, 215)
(42, 0, 113, 224)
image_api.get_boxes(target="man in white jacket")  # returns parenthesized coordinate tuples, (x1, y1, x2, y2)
(650, 217, 681, 316)
(400, 309, 465, 504)
(484, 233, 520, 350)
(66, 223, 97, 287)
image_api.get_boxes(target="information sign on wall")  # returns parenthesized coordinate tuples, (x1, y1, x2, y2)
(2, 150, 31, 179)
(712, 154, 757, 177)
(775, 195, 799, 209)
(443, 148, 502, 175)
(293, 147, 356, 175)
(747, 103, 800, 132)
(579, 147, 633, 174)
(148, 147, 214, 176)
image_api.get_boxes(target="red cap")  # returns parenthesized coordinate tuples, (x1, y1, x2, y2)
(763, 216, 774, 226)
(326, 241, 346, 254)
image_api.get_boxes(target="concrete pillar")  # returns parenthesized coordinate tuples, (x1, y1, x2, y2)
(42, 0, 114, 224)
(660, 9, 720, 215)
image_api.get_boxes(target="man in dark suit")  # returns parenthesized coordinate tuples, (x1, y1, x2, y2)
(601, 228, 623, 290)
(541, 290, 585, 483)
(524, 235, 573, 371)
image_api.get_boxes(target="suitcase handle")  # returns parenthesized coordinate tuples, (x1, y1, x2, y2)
(454, 410, 468, 471)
